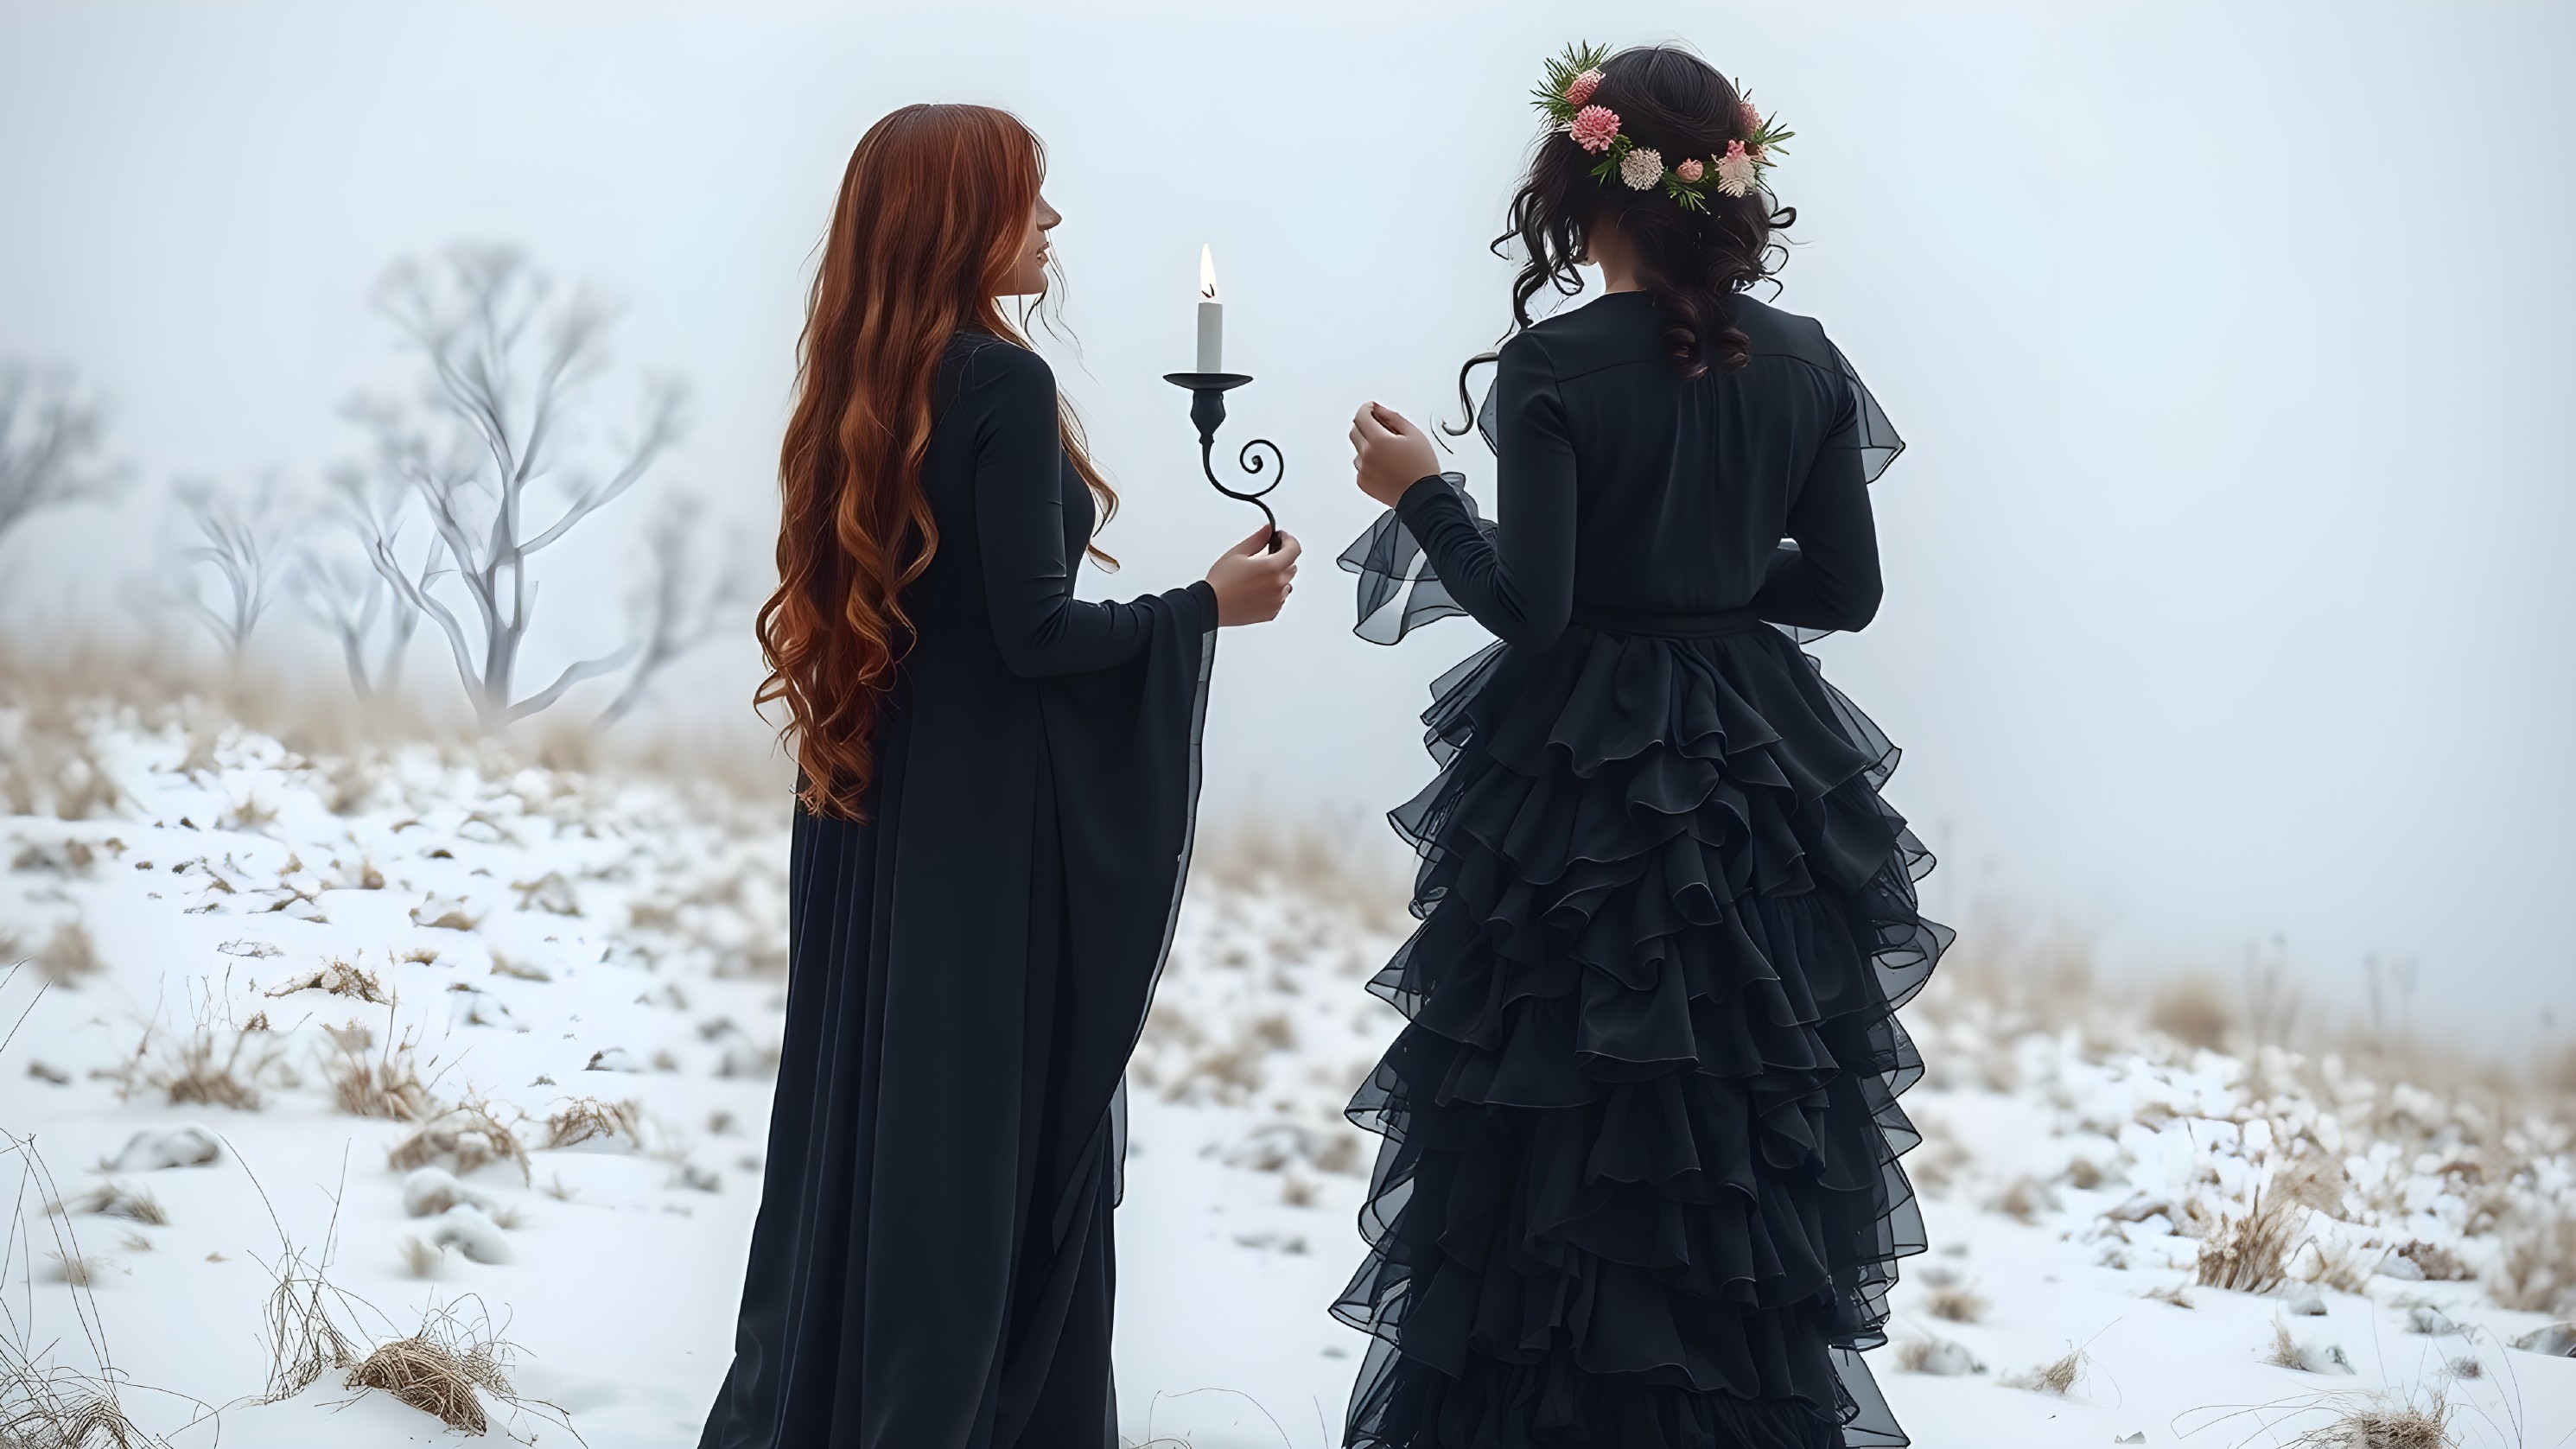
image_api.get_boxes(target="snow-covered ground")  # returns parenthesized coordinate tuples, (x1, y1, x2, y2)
(3, 695, 2573, 1446)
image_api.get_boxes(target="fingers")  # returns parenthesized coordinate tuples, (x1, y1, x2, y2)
(1269, 531, 1304, 566)
(1369, 402, 1417, 436)
(1230, 524, 1275, 556)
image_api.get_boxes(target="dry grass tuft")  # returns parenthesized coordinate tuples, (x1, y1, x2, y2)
(486, 953, 549, 982)
(1986, 1175, 2058, 1224)
(542, 1096, 643, 1152)
(387, 1101, 530, 1183)
(325, 1029, 437, 1122)
(258, 1236, 551, 1435)
(2147, 973, 2234, 1051)
(398, 1236, 444, 1280)
(341, 1314, 512, 1434)
(2283, 1389, 2451, 1448)
(2266, 1321, 2308, 1370)
(2294, 1237, 2379, 1295)
(2198, 1185, 2306, 1294)
(1891, 1335, 1983, 1376)
(259, 1250, 358, 1402)
(48, 1182, 166, 1227)
(0, 1339, 168, 1447)
(2144, 1281, 2195, 1308)
(1194, 812, 1412, 933)
(2395, 1239, 2469, 1282)
(2000, 1345, 2089, 1397)
(2274, 1153, 2352, 1215)
(31, 920, 103, 987)
(1905, 1115, 1972, 1198)
(42, 1254, 105, 1288)
(265, 958, 388, 1005)
(0, 685, 127, 820)
(408, 897, 480, 932)
(2490, 1207, 2576, 1314)
(1925, 1283, 1988, 1323)
(116, 1012, 285, 1112)
(10, 838, 99, 875)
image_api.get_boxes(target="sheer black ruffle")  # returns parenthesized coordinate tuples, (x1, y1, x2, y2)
(1330, 621, 1947, 1449)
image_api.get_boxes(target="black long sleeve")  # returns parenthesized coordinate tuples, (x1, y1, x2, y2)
(1339, 290, 1899, 651)
(1749, 435, 1883, 631)
(965, 345, 1217, 677)
(1390, 333, 1575, 651)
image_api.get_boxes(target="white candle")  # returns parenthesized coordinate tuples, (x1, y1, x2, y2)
(1194, 244, 1223, 372)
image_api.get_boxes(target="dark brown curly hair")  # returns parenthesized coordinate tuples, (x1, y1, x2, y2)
(1453, 44, 1795, 426)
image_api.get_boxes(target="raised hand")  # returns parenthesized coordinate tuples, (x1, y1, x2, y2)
(1350, 402, 1441, 507)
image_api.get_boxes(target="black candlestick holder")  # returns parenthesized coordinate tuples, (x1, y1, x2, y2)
(1163, 371, 1284, 553)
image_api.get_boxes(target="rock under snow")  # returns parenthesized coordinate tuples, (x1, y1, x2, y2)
(108, 1123, 222, 1171)
(424, 1204, 512, 1265)
(399, 1166, 497, 1218)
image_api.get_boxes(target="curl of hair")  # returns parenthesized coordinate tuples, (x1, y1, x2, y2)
(1453, 46, 1795, 429)
(757, 104, 1116, 819)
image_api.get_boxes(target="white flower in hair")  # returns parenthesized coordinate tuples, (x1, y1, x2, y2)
(1714, 140, 1758, 198)
(1619, 146, 1664, 191)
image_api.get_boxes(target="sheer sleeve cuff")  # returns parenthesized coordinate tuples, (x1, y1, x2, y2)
(1338, 471, 1492, 645)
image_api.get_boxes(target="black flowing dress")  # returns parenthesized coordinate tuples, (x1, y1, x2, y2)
(700, 331, 1217, 1449)
(1333, 291, 1947, 1449)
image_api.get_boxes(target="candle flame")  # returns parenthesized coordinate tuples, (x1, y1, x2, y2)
(1199, 244, 1218, 301)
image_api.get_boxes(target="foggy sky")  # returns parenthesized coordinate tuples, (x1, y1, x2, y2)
(3, 0, 2571, 1039)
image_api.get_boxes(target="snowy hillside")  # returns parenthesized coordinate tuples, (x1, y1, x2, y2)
(3, 693, 2573, 1447)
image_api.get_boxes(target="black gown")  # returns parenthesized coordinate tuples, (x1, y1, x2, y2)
(1333, 291, 1947, 1449)
(700, 332, 1218, 1449)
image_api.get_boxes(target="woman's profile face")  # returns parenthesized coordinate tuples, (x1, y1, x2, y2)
(1000, 192, 1060, 297)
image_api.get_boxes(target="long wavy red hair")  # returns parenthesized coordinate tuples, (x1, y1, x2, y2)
(758, 104, 1115, 818)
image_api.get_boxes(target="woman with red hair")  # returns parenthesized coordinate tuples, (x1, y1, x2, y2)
(699, 104, 1299, 1449)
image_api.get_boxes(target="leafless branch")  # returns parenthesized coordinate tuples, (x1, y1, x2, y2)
(178, 480, 293, 659)
(597, 490, 751, 725)
(0, 365, 125, 544)
(346, 245, 687, 728)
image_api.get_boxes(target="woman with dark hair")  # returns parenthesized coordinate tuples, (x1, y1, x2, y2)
(1335, 43, 1944, 1449)
(700, 103, 1301, 1449)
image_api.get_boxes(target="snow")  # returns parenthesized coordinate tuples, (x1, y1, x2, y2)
(3, 696, 2573, 1446)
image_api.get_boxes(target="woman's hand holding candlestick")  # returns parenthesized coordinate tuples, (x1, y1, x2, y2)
(1205, 524, 1301, 626)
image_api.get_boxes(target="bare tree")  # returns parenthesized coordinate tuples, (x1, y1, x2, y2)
(179, 479, 292, 658)
(293, 467, 435, 701)
(596, 490, 750, 725)
(347, 246, 684, 728)
(0, 365, 124, 545)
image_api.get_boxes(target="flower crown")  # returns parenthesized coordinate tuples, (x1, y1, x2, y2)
(1532, 42, 1792, 212)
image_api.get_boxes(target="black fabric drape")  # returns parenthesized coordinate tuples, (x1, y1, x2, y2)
(699, 333, 1216, 1449)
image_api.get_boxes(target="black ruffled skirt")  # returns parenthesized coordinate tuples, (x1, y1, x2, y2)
(1332, 622, 1948, 1449)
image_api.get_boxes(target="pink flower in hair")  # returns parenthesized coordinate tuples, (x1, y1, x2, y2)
(1674, 157, 1705, 183)
(1714, 139, 1758, 197)
(1739, 99, 1763, 136)
(1567, 105, 1622, 154)
(1564, 67, 1604, 105)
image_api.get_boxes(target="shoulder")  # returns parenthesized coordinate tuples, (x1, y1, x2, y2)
(1504, 296, 1661, 386)
(948, 332, 1055, 410)
(1730, 294, 1840, 375)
